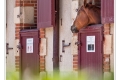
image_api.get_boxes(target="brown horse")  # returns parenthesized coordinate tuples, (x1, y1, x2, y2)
(71, 1, 101, 33)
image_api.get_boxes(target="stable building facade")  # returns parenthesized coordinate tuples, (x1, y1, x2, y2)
(6, 0, 114, 79)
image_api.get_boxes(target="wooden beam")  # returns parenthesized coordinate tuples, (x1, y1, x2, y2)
(53, 0, 59, 72)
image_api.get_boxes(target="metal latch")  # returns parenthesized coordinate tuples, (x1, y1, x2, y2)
(75, 42, 82, 46)
(6, 43, 13, 54)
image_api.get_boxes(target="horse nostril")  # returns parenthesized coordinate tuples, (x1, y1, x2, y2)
(71, 25, 79, 33)
(71, 26, 73, 31)
(71, 25, 75, 30)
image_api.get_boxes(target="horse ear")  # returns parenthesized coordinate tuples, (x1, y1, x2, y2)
(84, 0, 87, 7)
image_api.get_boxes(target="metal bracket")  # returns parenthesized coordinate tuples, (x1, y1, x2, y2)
(6, 43, 13, 54)
(75, 42, 82, 46)
(17, 12, 22, 18)
(17, 43, 22, 49)
(62, 40, 71, 52)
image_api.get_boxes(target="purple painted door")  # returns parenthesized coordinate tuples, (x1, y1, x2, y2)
(20, 30, 39, 79)
(37, 0, 55, 28)
(101, 0, 114, 23)
(78, 24, 103, 80)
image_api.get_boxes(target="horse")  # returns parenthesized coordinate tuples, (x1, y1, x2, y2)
(71, 0, 101, 33)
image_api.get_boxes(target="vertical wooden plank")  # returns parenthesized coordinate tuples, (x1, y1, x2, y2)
(53, 0, 59, 72)
(101, 0, 114, 23)
(20, 30, 40, 79)
(78, 25, 103, 80)
(51, 0, 55, 27)
(37, 0, 55, 28)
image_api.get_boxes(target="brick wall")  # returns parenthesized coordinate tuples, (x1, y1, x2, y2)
(15, 0, 37, 39)
(15, 0, 46, 72)
(72, 33, 78, 71)
(103, 23, 111, 72)
(15, 23, 37, 39)
(103, 54, 110, 72)
(15, 56, 20, 71)
(73, 55, 78, 71)
(104, 24, 110, 35)
(40, 28, 45, 38)
(39, 28, 45, 72)
(15, 0, 37, 7)
(40, 56, 45, 71)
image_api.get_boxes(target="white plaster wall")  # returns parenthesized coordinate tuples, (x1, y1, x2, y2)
(14, 7, 34, 24)
(45, 27, 53, 72)
(59, 0, 73, 72)
(6, 0, 15, 71)
(45, 0, 75, 74)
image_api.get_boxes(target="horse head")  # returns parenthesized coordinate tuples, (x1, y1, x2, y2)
(71, 1, 101, 33)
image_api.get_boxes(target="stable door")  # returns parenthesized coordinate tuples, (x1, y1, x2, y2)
(78, 24, 103, 80)
(20, 30, 40, 80)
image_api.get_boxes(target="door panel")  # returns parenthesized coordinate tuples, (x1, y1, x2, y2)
(20, 30, 39, 79)
(101, 0, 114, 23)
(78, 25, 103, 80)
(37, 0, 55, 28)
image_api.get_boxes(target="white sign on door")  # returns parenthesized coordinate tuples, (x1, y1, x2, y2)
(86, 36, 95, 52)
(26, 38, 33, 53)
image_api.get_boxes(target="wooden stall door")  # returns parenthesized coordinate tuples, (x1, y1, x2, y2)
(20, 30, 39, 79)
(78, 25, 103, 80)
(101, 0, 114, 23)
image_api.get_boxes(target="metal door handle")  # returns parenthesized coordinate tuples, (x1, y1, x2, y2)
(6, 43, 13, 54)
(62, 40, 71, 52)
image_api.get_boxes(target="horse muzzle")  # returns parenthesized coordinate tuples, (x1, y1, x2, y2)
(71, 25, 79, 33)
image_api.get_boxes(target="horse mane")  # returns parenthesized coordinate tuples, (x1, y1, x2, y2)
(77, 2, 101, 16)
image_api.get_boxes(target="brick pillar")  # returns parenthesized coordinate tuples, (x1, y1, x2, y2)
(39, 28, 46, 72)
(72, 33, 78, 71)
(73, 55, 78, 71)
(104, 24, 110, 35)
(40, 56, 45, 71)
(103, 23, 111, 72)
(40, 28, 45, 38)
(103, 54, 110, 72)
(15, 56, 20, 71)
